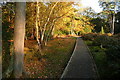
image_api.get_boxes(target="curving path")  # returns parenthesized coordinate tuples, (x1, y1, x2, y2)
(61, 37, 99, 79)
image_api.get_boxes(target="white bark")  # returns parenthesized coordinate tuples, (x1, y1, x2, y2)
(36, 1, 41, 47)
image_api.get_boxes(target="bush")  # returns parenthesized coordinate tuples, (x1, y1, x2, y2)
(93, 34, 120, 78)
(92, 35, 109, 47)
(93, 34, 118, 47)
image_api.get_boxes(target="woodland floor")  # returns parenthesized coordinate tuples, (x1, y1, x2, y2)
(24, 37, 76, 78)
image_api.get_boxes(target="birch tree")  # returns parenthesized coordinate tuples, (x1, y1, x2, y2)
(40, 1, 59, 42)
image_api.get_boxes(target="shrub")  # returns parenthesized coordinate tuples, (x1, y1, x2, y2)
(84, 33, 120, 78)
(106, 40, 120, 61)
(93, 35, 109, 47)
(106, 43, 120, 78)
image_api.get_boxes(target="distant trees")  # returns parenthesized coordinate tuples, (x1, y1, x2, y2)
(99, 0, 120, 34)
(78, 7, 108, 34)
(90, 17, 110, 33)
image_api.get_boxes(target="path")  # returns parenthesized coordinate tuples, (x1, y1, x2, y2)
(61, 37, 98, 79)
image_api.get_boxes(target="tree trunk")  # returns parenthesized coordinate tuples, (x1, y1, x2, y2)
(14, 2, 26, 78)
(35, 1, 41, 47)
(31, 28, 34, 39)
(44, 24, 54, 46)
(51, 26, 55, 36)
(111, 13, 115, 34)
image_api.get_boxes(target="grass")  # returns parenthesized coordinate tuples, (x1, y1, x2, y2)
(24, 37, 76, 78)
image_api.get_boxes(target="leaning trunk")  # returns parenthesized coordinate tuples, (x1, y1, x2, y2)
(14, 2, 26, 78)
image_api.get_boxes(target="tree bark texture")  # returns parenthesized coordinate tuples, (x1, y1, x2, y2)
(14, 2, 26, 78)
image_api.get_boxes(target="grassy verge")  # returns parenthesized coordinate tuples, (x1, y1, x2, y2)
(84, 40, 111, 78)
(24, 37, 76, 78)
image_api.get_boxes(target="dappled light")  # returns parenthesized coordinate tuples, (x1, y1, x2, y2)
(1, 0, 120, 79)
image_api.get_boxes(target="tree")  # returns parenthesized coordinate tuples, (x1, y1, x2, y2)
(35, 1, 41, 48)
(14, 2, 26, 78)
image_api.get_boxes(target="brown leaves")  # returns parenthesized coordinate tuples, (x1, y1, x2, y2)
(24, 38, 76, 78)
(24, 60, 47, 78)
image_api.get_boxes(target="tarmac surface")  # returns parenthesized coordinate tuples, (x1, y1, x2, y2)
(61, 37, 98, 79)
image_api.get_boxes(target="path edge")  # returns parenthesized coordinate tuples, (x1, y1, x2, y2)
(60, 37, 78, 79)
(83, 40, 100, 80)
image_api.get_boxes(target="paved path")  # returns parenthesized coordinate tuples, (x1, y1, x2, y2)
(61, 37, 98, 79)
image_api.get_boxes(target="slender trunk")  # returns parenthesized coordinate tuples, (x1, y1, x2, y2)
(111, 13, 115, 34)
(25, 36, 27, 40)
(45, 25, 54, 46)
(36, 2, 41, 47)
(31, 28, 34, 39)
(51, 26, 55, 36)
(14, 2, 26, 78)
(44, 19, 56, 44)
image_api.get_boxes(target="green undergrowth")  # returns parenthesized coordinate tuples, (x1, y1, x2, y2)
(83, 33, 120, 78)
(84, 41, 109, 78)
